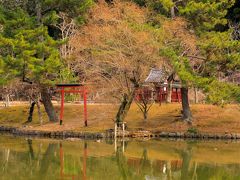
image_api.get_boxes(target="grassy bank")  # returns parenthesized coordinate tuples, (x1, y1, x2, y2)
(0, 103, 240, 134)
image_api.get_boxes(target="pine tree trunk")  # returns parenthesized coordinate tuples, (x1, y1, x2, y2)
(181, 87, 192, 122)
(27, 101, 36, 123)
(116, 91, 135, 124)
(36, 96, 43, 125)
(40, 86, 58, 122)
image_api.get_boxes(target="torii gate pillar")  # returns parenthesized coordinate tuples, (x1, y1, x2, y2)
(56, 84, 88, 127)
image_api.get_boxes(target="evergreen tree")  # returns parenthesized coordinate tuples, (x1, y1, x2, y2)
(143, 0, 239, 120)
(0, 0, 92, 122)
(0, 8, 62, 121)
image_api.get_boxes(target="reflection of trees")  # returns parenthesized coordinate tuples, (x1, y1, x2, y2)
(1, 148, 10, 173)
(173, 141, 240, 180)
(172, 141, 194, 180)
(1, 138, 240, 179)
(115, 142, 155, 180)
(140, 148, 149, 172)
(27, 139, 34, 159)
(38, 143, 58, 179)
(180, 144, 192, 180)
(116, 142, 132, 180)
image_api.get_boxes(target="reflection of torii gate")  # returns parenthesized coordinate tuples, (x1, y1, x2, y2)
(59, 143, 88, 180)
(56, 84, 88, 126)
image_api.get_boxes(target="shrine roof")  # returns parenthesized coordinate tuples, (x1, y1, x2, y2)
(145, 69, 169, 83)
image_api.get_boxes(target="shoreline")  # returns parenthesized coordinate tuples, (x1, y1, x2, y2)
(1, 125, 240, 140)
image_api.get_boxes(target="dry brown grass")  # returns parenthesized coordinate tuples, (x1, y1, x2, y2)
(0, 103, 240, 134)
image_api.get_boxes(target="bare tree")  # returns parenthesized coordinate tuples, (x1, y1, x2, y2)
(70, 1, 163, 125)
(135, 88, 154, 121)
(53, 12, 77, 60)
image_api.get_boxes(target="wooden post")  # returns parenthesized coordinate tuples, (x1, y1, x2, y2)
(83, 87, 88, 127)
(60, 87, 64, 125)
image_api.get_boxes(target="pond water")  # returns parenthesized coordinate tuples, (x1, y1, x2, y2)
(0, 135, 240, 180)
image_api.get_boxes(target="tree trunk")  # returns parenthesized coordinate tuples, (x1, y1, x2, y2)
(194, 87, 198, 104)
(36, 97, 43, 125)
(143, 110, 148, 122)
(116, 91, 135, 124)
(5, 94, 10, 107)
(36, 0, 42, 24)
(181, 87, 192, 123)
(167, 81, 172, 103)
(40, 86, 58, 122)
(171, 6, 175, 18)
(27, 101, 36, 123)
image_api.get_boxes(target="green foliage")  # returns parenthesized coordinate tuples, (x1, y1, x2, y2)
(206, 81, 240, 105)
(187, 127, 198, 134)
(0, 0, 93, 86)
(160, 47, 210, 86)
(133, 0, 235, 33)
(58, 68, 78, 84)
(199, 31, 240, 75)
(133, 0, 174, 16)
(179, 0, 235, 33)
(0, 8, 63, 85)
(41, 0, 93, 26)
(160, 46, 240, 105)
(0, 7, 35, 38)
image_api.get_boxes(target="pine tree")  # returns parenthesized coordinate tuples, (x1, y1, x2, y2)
(145, 0, 239, 120)
(0, 8, 63, 121)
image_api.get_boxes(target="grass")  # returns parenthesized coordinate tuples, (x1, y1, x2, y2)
(0, 102, 240, 134)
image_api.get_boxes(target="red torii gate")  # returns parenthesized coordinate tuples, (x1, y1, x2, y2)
(56, 84, 88, 126)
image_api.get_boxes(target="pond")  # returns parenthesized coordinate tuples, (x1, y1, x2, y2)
(0, 134, 240, 180)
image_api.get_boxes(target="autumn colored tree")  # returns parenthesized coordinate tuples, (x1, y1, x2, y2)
(70, 1, 163, 124)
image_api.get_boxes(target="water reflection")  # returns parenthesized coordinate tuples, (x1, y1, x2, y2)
(0, 135, 240, 179)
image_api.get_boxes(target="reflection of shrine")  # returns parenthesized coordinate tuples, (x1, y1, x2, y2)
(114, 140, 184, 179)
(59, 142, 88, 180)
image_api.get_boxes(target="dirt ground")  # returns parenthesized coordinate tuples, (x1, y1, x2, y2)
(0, 102, 240, 134)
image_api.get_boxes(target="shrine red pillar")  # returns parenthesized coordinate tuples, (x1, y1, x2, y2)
(83, 87, 88, 127)
(60, 87, 64, 125)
